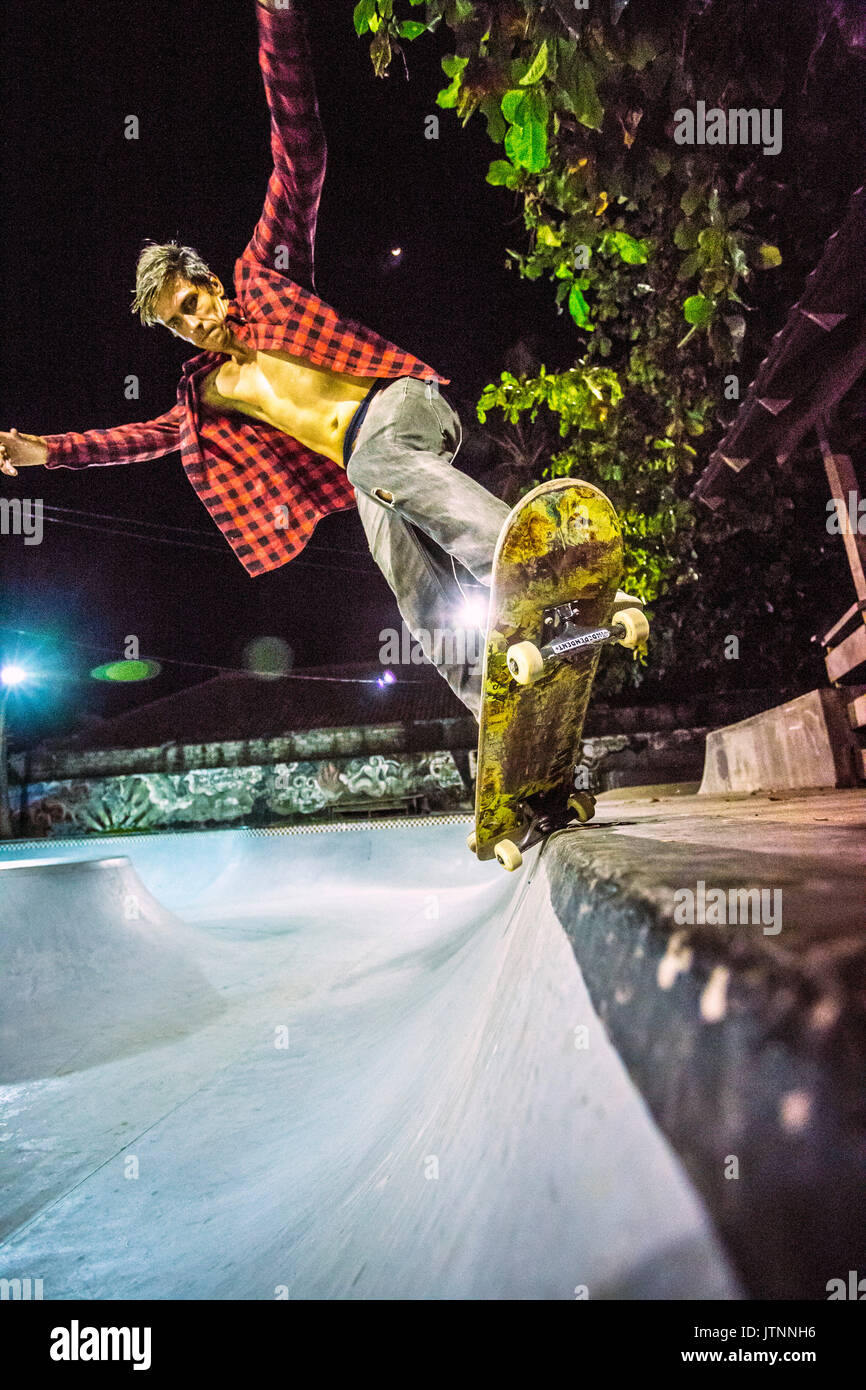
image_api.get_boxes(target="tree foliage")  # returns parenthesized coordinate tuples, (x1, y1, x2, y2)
(354, 0, 866, 697)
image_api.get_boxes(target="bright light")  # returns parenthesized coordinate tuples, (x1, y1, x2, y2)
(377, 669, 396, 688)
(456, 594, 489, 630)
(390, 246, 402, 258)
(90, 660, 161, 683)
(0, 664, 28, 688)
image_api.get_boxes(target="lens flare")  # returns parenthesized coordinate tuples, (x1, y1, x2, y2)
(0, 665, 28, 687)
(455, 594, 489, 630)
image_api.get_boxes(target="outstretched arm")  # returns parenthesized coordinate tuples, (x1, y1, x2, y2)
(241, 0, 325, 291)
(0, 430, 47, 476)
(0, 405, 184, 475)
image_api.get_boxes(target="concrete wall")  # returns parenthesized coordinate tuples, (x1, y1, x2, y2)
(700, 687, 866, 794)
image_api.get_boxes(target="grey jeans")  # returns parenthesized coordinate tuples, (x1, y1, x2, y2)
(346, 376, 510, 720)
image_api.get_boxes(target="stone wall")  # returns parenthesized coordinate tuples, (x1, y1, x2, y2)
(11, 751, 472, 838)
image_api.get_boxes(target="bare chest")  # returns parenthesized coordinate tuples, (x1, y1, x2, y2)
(199, 349, 376, 462)
(201, 350, 373, 415)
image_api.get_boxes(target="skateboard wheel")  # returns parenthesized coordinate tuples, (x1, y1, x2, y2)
(466, 830, 478, 855)
(506, 641, 545, 686)
(567, 791, 596, 823)
(614, 607, 649, 649)
(494, 839, 523, 872)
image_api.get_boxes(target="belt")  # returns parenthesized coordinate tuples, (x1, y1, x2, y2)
(342, 377, 393, 468)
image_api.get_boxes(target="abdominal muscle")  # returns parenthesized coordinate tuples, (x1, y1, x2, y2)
(201, 348, 378, 467)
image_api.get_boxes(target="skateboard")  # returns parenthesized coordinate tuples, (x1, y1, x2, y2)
(467, 478, 648, 871)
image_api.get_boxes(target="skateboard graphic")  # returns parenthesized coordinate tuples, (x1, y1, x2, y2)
(467, 479, 648, 871)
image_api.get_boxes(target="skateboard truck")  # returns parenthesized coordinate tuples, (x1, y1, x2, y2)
(506, 593, 649, 686)
(513, 786, 598, 851)
(466, 785, 598, 871)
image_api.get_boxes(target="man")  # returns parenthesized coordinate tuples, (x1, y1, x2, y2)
(0, 0, 509, 717)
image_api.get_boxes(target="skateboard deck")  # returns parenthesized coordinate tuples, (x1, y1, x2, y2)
(470, 478, 640, 868)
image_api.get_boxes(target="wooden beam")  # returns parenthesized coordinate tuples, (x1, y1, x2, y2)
(820, 599, 866, 646)
(826, 623, 866, 682)
(816, 421, 866, 605)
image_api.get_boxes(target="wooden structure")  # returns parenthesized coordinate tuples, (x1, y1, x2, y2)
(693, 184, 866, 775)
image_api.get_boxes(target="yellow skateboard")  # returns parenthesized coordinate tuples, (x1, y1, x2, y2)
(468, 479, 648, 870)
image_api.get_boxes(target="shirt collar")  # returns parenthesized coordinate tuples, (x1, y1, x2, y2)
(225, 298, 247, 326)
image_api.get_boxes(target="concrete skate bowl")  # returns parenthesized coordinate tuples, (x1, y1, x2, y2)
(0, 857, 225, 1082)
(0, 821, 739, 1299)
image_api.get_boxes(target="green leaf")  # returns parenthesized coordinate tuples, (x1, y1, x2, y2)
(370, 26, 391, 73)
(698, 227, 725, 259)
(607, 230, 650, 264)
(442, 54, 469, 79)
(437, 78, 461, 108)
(501, 88, 526, 124)
(627, 33, 659, 70)
(680, 185, 703, 216)
(398, 20, 427, 39)
(683, 293, 714, 326)
(486, 159, 519, 188)
(520, 39, 549, 86)
(479, 94, 506, 142)
(677, 252, 700, 280)
(673, 222, 698, 250)
(568, 283, 594, 330)
(437, 57, 468, 109)
(573, 54, 603, 130)
(756, 243, 783, 268)
(504, 88, 549, 171)
(536, 222, 562, 247)
(505, 120, 546, 171)
(353, 0, 377, 36)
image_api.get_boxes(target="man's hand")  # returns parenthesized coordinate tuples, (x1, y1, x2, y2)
(0, 429, 49, 476)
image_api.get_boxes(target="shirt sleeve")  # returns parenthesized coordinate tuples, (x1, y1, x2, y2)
(241, 2, 326, 291)
(43, 405, 184, 469)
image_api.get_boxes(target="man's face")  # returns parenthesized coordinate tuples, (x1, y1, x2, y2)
(154, 275, 232, 350)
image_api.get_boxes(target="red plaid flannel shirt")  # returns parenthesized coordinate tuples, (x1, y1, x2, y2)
(44, 1, 448, 576)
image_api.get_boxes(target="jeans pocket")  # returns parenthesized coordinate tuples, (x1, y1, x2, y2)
(393, 378, 451, 453)
(428, 387, 457, 446)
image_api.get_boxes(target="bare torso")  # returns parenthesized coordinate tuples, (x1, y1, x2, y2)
(200, 347, 377, 466)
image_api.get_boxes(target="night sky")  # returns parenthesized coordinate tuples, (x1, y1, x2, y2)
(0, 0, 574, 743)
